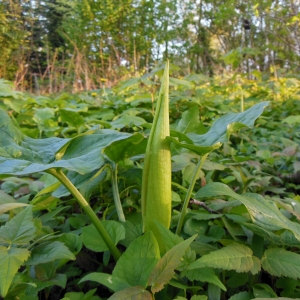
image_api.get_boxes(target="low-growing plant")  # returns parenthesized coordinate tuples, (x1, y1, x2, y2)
(1, 63, 300, 299)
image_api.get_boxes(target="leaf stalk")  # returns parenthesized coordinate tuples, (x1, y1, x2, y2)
(47, 168, 121, 261)
(176, 153, 209, 235)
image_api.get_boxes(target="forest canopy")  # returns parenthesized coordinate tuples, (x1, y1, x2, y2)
(1, 0, 299, 92)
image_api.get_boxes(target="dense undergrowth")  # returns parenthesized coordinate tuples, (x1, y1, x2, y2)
(0, 64, 300, 300)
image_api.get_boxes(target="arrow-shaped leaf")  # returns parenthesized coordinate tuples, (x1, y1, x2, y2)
(168, 102, 269, 155)
(0, 109, 144, 176)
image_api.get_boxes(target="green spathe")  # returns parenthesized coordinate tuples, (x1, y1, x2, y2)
(141, 61, 171, 242)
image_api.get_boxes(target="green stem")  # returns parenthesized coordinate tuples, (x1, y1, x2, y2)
(47, 168, 121, 261)
(110, 163, 126, 222)
(176, 153, 209, 235)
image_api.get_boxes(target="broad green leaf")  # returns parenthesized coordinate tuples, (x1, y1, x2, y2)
(168, 102, 268, 155)
(0, 203, 28, 215)
(107, 286, 152, 300)
(262, 248, 300, 279)
(59, 108, 85, 129)
(148, 235, 196, 294)
(33, 107, 55, 128)
(82, 221, 125, 252)
(184, 268, 226, 291)
(0, 246, 30, 297)
(110, 114, 146, 129)
(112, 232, 160, 289)
(0, 206, 36, 245)
(0, 109, 144, 176)
(2, 99, 25, 114)
(228, 291, 252, 300)
(242, 223, 300, 248)
(184, 219, 208, 237)
(187, 101, 269, 146)
(282, 115, 300, 125)
(25, 241, 75, 265)
(188, 243, 254, 273)
(176, 106, 200, 134)
(104, 133, 146, 163)
(79, 272, 126, 292)
(195, 183, 300, 241)
(55, 233, 83, 254)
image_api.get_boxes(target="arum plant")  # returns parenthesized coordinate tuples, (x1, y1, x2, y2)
(140, 61, 271, 244)
(141, 61, 172, 244)
(0, 110, 145, 261)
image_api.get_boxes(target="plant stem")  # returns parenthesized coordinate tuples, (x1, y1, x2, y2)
(175, 153, 209, 235)
(110, 162, 126, 222)
(47, 168, 121, 261)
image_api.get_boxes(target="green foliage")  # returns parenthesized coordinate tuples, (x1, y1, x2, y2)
(0, 68, 300, 299)
(82, 221, 125, 252)
(0, 206, 76, 298)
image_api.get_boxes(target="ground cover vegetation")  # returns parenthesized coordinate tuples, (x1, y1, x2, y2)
(0, 61, 300, 299)
(1, 1, 300, 299)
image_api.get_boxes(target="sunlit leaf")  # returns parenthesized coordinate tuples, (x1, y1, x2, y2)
(195, 183, 300, 241)
(0, 246, 30, 297)
(148, 235, 196, 293)
(25, 241, 75, 265)
(112, 232, 160, 289)
(262, 248, 300, 279)
(188, 243, 254, 273)
(82, 221, 125, 252)
(0, 206, 36, 245)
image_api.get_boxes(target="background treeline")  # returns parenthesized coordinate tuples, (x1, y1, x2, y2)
(1, 0, 299, 93)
